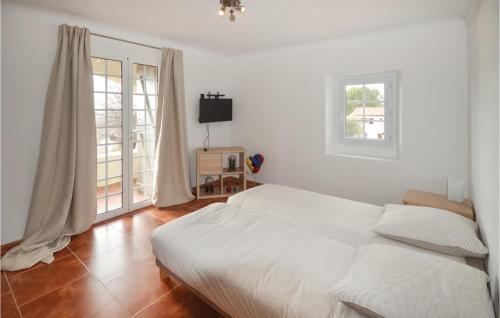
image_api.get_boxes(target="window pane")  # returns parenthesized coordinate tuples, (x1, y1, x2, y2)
(94, 93, 105, 109)
(133, 110, 146, 126)
(107, 94, 122, 109)
(133, 95, 145, 109)
(97, 162, 106, 180)
(145, 140, 156, 156)
(107, 160, 122, 178)
(92, 58, 105, 74)
(133, 64, 145, 78)
(133, 172, 145, 188)
(145, 80, 156, 95)
(345, 85, 363, 102)
(133, 157, 145, 172)
(346, 101, 363, 117)
(365, 100, 384, 108)
(107, 144, 122, 160)
(134, 171, 153, 188)
(96, 128, 106, 145)
(144, 170, 153, 183)
(95, 111, 105, 128)
(143, 184, 153, 200)
(145, 125, 155, 142)
(133, 141, 144, 156)
(107, 193, 122, 211)
(365, 83, 384, 101)
(345, 120, 364, 139)
(146, 96, 156, 109)
(96, 181, 105, 197)
(107, 127, 122, 144)
(107, 177, 122, 195)
(97, 146, 106, 162)
(132, 126, 146, 143)
(133, 187, 146, 203)
(144, 155, 155, 171)
(146, 111, 156, 126)
(365, 120, 385, 141)
(97, 197, 106, 214)
(364, 104, 385, 119)
(107, 111, 122, 127)
(145, 65, 157, 79)
(107, 76, 121, 93)
(133, 80, 144, 94)
(93, 75, 105, 91)
(107, 60, 121, 76)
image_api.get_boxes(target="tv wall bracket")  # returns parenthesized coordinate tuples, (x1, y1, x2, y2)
(201, 91, 225, 99)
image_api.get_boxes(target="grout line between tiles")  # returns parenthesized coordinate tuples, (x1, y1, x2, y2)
(16, 271, 88, 308)
(71, 231, 132, 262)
(131, 283, 182, 317)
(4, 271, 23, 318)
(5, 201, 211, 317)
(70, 244, 171, 316)
(142, 209, 171, 224)
(67, 246, 133, 317)
(107, 221, 159, 246)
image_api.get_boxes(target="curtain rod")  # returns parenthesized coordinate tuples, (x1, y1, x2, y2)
(90, 32, 163, 51)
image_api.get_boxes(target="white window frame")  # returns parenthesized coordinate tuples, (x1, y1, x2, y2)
(326, 71, 399, 160)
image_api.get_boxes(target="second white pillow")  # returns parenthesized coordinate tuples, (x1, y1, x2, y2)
(332, 244, 494, 318)
(372, 204, 488, 258)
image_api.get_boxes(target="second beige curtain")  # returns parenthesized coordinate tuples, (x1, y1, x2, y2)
(1, 25, 97, 271)
(153, 48, 194, 207)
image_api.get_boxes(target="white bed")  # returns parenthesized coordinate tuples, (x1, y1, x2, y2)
(151, 184, 469, 318)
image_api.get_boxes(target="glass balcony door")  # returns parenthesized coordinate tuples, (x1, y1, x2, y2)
(91, 44, 160, 222)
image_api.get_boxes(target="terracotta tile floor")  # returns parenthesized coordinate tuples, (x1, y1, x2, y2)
(0, 197, 228, 318)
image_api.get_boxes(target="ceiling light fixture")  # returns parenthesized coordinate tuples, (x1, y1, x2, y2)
(218, 0, 246, 22)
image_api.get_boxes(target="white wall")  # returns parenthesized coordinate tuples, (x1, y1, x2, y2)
(184, 56, 232, 185)
(3, 9, 497, 313)
(230, 19, 469, 206)
(467, 0, 499, 313)
(1, 3, 231, 244)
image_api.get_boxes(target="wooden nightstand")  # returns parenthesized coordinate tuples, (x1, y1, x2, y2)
(403, 189, 474, 220)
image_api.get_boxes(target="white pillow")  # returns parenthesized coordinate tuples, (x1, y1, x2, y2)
(332, 244, 494, 318)
(372, 204, 488, 258)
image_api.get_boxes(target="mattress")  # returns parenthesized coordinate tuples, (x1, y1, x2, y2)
(227, 184, 466, 262)
(152, 203, 363, 317)
(151, 184, 466, 318)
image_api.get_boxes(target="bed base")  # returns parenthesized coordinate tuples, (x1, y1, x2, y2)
(156, 259, 232, 318)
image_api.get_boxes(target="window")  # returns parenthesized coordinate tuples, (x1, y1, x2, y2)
(131, 63, 158, 203)
(92, 57, 124, 214)
(326, 72, 398, 159)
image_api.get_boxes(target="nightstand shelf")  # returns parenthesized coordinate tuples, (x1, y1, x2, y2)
(403, 189, 474, 220)
(196, 147, 246, 199)
(222, 167, 245, 175)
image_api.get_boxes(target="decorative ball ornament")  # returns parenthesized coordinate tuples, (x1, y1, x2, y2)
(246, 154, 264, 174)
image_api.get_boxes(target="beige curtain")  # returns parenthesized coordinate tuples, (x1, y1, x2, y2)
(1, 25, 96, 271)
(152, 48, 194, 207)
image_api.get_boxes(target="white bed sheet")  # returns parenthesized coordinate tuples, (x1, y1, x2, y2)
(227, 184, 466, 262)
(152, 184, 466, 318)
(152, 203, 363, 318)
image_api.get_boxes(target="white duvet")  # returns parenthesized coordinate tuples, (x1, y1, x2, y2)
(151, 184, 466, 318)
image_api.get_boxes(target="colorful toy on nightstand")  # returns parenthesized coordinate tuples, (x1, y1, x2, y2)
(246, 153, 264, 182)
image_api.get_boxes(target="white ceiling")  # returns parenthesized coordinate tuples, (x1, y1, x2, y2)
(10, 0, 472, 56)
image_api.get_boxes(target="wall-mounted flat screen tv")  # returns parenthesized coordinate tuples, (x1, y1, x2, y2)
(199, 98, 232, 123)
